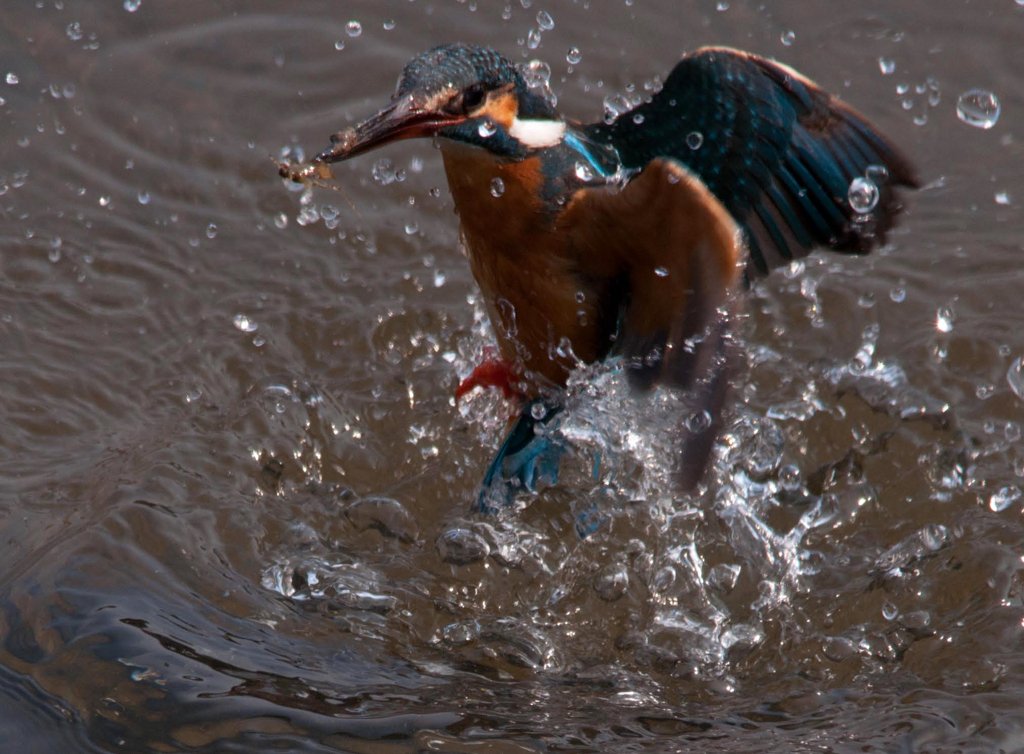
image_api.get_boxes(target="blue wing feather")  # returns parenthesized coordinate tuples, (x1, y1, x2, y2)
(586, 47, 918, 279)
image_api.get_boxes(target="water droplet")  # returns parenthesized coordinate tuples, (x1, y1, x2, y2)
(137, 190, 150, 205)
(716, 1, 730, 10)
(232, 314, 258, 333)
(5, 73, 18, 85)
(523, 60, 556, 105)
(345, 20, 362, 37)
(909, 606, 933, 631)
(477, 119, 497, 138)
(890, 282, 906, 303)
(66, 22, 83, 41)
(489, 177, 505, 197)
(878, 57, 895, 75)
(593, 563, 629, 601)
(530, 402, 549, 420)
(651, 566, 675, 592)
(274, 212, 288, 229)
(632, 113, 644, 125)
(780, 30, 795, 46)
(882, 602, 899, 620)
(205, 222, 218, 239)
(685, 410, 711, 433)
(536, 10, 554, 29)
(778, 463, 801, 491)
(920, 524, 947, 552)
(602, 94, 630, 122)
(653, 266, 669, 277)
(524, 58, 551, 84)
(372, 157, 397, 185)
(848, 176, 879, 213)
(956, 89, 1000, 129)
(995, 191, 1010, 205)
(865, 163, 888, 183)
(708, 563, 740, 594)
(989, 485, 1021, 513)
(823, 636, 858, 662)
(47, 237, 62, 263)
(1008, 357, 1024, 400)
(123, 0, 140, 12)
(686, 131, 703, 150)
(527, 28, 541, 49)
(334, 40, 345, 51)
(437, 528, 489, 564)
(574, 162, 594, 181)
(382, 18, 395, 30)
(99, 195, 111, 207)
(935, 305, 955, 333)
(404, 221, 418, 235)
(566, 46, 581, 64)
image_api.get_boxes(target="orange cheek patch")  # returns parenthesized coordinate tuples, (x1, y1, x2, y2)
(481, 91, 518, 129)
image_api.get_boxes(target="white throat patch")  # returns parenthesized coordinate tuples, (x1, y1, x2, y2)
(508, 117, 566, 148)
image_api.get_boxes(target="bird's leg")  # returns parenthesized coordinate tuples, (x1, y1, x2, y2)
(455, 346, 525, 403)
(476, 398, 565, 514)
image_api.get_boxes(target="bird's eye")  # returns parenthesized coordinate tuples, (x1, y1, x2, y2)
(461, 84, 487, 113)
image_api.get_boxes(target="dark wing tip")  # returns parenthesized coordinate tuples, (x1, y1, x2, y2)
(824, 96, 921, 190)
(676, 347, 731, 493)
(735, 53, 919, 274)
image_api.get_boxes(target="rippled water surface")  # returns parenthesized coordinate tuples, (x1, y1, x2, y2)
(3, 1, 1024, 751)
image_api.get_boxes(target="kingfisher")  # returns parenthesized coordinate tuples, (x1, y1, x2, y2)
(294, 43, 917, 509)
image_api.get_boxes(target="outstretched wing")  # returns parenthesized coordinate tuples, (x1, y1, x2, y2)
(565, 158, 745, 489)
(586, 47, 919, 279)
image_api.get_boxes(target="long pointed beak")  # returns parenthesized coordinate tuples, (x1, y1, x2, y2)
(315, 96, 466, 164)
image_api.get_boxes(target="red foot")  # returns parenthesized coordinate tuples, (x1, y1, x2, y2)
(456, 348, 523, 403)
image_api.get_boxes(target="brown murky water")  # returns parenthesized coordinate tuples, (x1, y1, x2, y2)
(2, 1, 1024, 751)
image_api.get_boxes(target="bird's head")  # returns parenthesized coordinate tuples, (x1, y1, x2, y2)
(317, 44, 564, 165)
